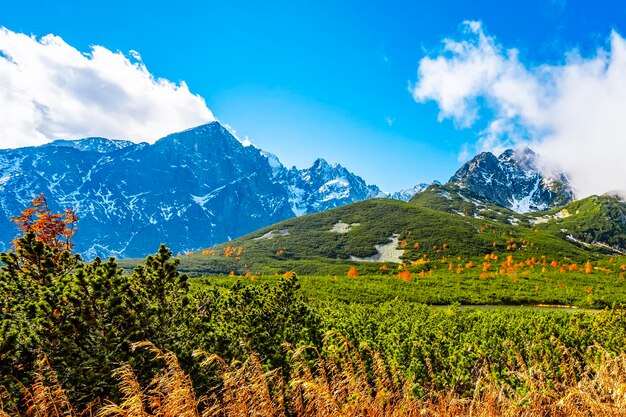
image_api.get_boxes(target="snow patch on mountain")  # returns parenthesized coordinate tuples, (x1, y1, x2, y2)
(329, 221, 360, 233)
(350, 234, 403, 263)
(254, 229, 290, 240)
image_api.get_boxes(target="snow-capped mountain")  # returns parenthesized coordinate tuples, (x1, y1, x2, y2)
(272, 158, 386, 215)
(0, 122, 384, 258)
(448, 147, 574, 213)
(389, 183, 430, 201)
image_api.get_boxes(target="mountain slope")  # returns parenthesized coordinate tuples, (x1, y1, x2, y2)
(45, 137, 136, 153)
(529, 194, 626, 253)
(0, 123, 298, 258)
(173, 198, 605, 276)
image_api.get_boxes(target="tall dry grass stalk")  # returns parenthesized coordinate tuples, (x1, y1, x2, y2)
(4, 334, 626, 417)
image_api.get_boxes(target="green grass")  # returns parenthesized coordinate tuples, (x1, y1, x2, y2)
(194, 260, 626, 308)
(316, 301, 626, 394)
(409, 183, 526, 224)
(532, 194, 626, 250)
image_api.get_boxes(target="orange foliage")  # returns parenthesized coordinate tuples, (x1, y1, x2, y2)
(224, 246, 245, 257)
(379, 264, 388, 271)
(397, 270, 411, 281)
(12, 193, 78, 254)
(584, 261, 593, 274)
(347, 267, 359, 278)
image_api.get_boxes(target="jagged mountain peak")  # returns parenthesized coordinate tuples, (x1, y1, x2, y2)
(497, 147, 539, 171)
(154, 121, 237, 147)
(310, 158, 346, 173)
(449, 147, 574, 213)
(311, 158, 330, 169)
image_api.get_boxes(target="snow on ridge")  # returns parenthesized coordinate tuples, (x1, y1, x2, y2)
(350, 234, 403, 264)
(254, 229, 290, 240)
(329, 221, 360, 233)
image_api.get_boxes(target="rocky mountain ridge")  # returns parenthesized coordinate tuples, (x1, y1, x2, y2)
(448, 147, 574, 213)
(0, 122, 390, 258)
(0, 123, 577, 258)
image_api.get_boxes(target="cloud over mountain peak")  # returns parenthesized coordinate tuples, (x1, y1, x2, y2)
(412, 21, 626, 198)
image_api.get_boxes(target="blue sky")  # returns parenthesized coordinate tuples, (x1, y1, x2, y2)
(2, 0, 626, 192)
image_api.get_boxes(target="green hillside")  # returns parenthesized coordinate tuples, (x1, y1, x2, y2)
(528, 194, 626, 252)
(171, 197, 614, 276)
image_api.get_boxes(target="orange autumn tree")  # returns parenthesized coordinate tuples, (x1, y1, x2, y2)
(347, 266, 359, 278)
(12, 193, 78, 254)
(5, 194, 79, 283)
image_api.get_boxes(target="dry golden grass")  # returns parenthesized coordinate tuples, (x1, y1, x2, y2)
(4, 335, 626, 417)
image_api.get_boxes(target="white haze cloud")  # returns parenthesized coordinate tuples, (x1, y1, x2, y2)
(0, 27, 215, 148)
(412, 21, 626, 198)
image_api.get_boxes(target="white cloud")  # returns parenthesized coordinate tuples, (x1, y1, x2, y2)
(411, 21, 626, 197)
(0, 27, 215, 148)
